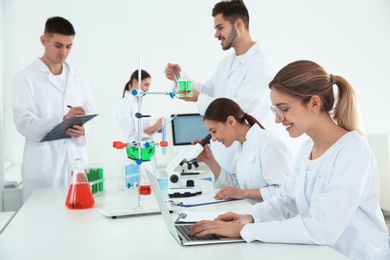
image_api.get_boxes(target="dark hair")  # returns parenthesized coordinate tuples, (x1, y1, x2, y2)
(44, 16, 75, 36)
(212, 0, 250, 30)
(122, 70, 151, 97)
(204, 98, 264, 129)
(269, 60, 361, 134)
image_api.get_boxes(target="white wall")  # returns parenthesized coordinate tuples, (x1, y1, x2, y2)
(0, 0, 4, 211)
(2, 0, 390, 178)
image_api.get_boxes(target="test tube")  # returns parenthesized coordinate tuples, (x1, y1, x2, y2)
(162, 118, 167, 154)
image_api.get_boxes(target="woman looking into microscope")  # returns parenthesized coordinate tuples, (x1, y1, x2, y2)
(196, 97, 293, 204)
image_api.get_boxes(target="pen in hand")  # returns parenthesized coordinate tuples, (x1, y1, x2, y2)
(65, 105, 86, 118)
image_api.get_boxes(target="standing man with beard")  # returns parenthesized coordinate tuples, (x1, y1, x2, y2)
(164, 0, 277, 172)
(11, 16, 97, 201)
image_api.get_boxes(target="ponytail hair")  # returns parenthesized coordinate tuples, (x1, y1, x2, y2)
(122, 69, 151, 98)
(204, 98, 264, 129)
(268, 60, 362, 134)
(332, 76, 362, 134)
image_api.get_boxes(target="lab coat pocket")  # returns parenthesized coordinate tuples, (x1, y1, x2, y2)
(243, 152, 256, 163)
(312, 172, 331, 196)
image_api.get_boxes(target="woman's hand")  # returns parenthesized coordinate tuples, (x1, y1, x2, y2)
(193, 141, 214, 164)
(214, 212, 254, 224)
(188, 220, 244, 238)
(214, 186, 246, 200)
(188, 212, 253, 238)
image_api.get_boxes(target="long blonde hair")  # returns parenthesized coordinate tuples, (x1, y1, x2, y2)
(269, 60, 363, 134)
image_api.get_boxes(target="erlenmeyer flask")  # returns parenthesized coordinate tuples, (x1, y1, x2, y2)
(65, 158, 95, 209)
(138, 170, 152, 196)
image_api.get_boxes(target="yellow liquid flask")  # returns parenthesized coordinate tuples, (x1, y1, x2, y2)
(65, 158, 95, 209)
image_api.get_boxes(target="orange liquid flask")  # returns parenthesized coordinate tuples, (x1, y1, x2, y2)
(138, 184, 152, 195)
(138, 173, 152, 196)
(65, 158, 95, 209)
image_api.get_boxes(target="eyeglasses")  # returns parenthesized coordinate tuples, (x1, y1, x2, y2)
(270, 98, 304, 121)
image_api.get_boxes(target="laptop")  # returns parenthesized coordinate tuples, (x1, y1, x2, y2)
(146, 170, 245, 246)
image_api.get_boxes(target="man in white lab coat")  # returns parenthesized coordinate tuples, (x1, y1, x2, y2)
(165, 0, 277, 172)
(11, 16, 97, 202)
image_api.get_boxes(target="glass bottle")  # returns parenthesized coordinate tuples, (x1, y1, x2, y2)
(177, 71, 193, 100)
(65, 158, 95, 209)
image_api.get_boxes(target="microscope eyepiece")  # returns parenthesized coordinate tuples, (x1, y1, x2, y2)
(199, 134, 211, 147)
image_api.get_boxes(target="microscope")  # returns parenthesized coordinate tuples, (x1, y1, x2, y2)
(166, 133, 212, 198)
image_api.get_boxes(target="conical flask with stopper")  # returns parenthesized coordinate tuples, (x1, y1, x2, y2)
(65, 158, 95, 209)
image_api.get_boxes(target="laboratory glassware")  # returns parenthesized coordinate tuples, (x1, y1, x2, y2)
(65, 158, 95, 209)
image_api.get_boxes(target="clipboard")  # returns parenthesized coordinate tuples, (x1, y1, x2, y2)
(40, 114, 98, 142)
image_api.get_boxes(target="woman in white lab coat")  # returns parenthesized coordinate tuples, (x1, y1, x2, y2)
(189, 60, 389, 259)
(197, 98, 292, 204)
(116, 70, 162, 177)
(116, 70, 162, 139)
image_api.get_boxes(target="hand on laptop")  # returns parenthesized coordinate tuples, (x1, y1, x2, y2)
(188, 219, 245, 238)
(214, 212, 254, 224)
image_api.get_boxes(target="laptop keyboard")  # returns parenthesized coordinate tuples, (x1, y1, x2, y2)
(176, 224, 221, 241)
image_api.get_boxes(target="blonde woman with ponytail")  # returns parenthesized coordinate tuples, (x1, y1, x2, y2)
(189, 60, 389, 260)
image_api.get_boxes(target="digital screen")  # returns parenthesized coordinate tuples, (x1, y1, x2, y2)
(171, 113, 209, 145)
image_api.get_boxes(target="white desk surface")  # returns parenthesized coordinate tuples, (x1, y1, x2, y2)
(0, 178, 348, 260)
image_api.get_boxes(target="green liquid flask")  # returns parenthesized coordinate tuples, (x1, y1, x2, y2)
(177, 71, 193, 100)
(126, 133, 156, 162)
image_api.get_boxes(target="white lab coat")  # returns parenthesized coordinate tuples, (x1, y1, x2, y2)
(240, 131, 390, 260)
(193, 42, 277, 172)
(214, 124, 292, 204)
(12, 58, 97, 201)
(116, 91, 159, 177)
(116, 91, 152, 140)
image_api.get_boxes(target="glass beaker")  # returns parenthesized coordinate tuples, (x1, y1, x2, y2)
(65, 158, 95, 209)
(177, 71, 193, 100)
(138, 170, 152, 196)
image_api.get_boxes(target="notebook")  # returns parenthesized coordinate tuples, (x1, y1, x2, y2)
(146, 170, 245, 246)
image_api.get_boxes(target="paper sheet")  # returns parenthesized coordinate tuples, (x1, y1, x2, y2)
(169, 192, 235, 207)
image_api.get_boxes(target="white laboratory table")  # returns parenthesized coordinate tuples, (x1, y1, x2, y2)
(0, 178, 348, 260)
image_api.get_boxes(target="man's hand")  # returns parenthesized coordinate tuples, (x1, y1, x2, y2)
(164, 63, 181, 81)
(186, 88, 199, 102)
(65, 124, 85, 138)
(64, 106, 85, 120)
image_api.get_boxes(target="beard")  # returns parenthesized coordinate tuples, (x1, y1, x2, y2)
(221, 27, 238, 50)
